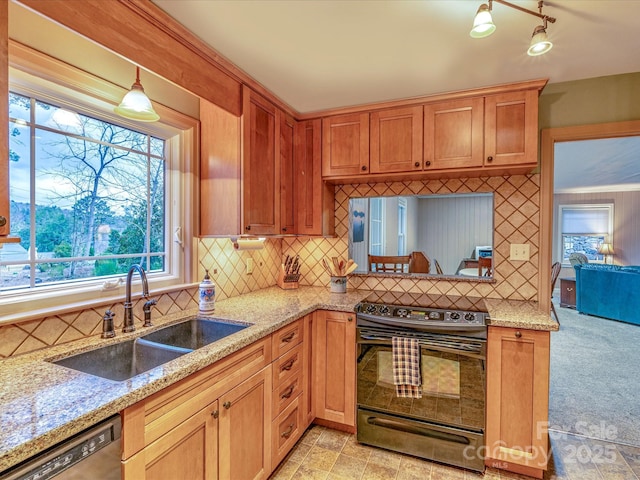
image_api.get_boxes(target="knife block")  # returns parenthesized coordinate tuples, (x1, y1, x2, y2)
(277, 264, 299, 290)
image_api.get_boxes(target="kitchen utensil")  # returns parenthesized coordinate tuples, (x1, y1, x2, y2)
(332, 257, 341, 276)
(345, 261, 359, 275)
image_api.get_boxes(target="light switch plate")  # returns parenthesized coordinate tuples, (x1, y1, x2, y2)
(510, 243, 530, 261)
(246, 258, 253, 274)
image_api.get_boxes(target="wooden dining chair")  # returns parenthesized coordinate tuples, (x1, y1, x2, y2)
(478, 257, 492, 276)
(550, 261, 562, 322)
(434, 260, 443, 275)
(368, 255, 411, 273)
(408, 251, 430, 274)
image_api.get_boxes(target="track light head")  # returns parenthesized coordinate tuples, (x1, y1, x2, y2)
(470, 3, 496, 38)
(527, 24, 553, 56)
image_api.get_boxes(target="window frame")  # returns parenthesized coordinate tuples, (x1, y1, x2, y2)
(0, 44, 197, 321)
(557, 203, 614, 266)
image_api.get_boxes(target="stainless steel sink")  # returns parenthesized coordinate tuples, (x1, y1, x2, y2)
(52, 337, 192, 382)
(50, 318, 249, 381)
(139, 318, 249, 350)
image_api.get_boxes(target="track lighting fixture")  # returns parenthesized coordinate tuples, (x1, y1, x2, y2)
(115, 66, 160, 122)
(470, 0, 556, 56)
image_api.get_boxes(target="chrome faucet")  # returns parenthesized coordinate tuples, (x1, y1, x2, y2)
(123, 264, 149, 333)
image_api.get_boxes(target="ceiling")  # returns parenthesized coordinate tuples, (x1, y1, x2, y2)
(151, 0, 640, 114)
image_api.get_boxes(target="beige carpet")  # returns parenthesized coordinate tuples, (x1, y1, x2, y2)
(549, 297, 640, 447)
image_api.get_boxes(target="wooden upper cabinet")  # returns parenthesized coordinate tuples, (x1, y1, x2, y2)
(424, 97, 484, 171)
(370, 106, 423, 174)
(322, 113, 369, 177)
(243, 86, 281, 235)
(280, 114, 295, 235)
(484, 89, 539, 168)
(200, 99, 242, 236)
(295, 119, 335, 236)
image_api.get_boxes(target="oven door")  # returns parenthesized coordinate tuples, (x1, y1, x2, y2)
(356, 327, 485, 432)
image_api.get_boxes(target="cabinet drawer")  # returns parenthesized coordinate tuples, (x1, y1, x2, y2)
(272, 396, 302, 468)
(272, 343, 302, 388)
(272, 319, 303, 357)
(272, 369, 302, 419)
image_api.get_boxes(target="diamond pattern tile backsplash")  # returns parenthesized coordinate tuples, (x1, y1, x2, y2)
(0, 174, 540, 358)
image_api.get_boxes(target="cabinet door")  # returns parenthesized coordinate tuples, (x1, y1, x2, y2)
(314, 310, 356, 427)
(200, 99, 242, 236)
(370, 106, 423, 173)
(486, 327, 550, 477)
(322, 113, 369, 177)
(484, 89, 539, 168)
(424, 97, 484, 170)
(279, 114, 295, 234)
(219, 366, 272, 480)
(242, 86, 280, 235)
(302, 314, 314, 428)
(123, 401, 218, 480)
(295, 119, 335, 236)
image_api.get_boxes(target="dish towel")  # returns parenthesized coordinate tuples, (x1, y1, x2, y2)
(392, 336, 422, 398)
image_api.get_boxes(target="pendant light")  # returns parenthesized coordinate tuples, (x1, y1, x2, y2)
(114, 66, 160, 122)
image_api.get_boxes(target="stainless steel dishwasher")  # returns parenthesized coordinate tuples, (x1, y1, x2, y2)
(0, 414, 121, 480)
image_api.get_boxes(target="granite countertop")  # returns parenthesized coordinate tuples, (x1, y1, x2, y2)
(484, 298, 560, 331)
(0, 287, 556, 472)
(0, 286, 368, 473)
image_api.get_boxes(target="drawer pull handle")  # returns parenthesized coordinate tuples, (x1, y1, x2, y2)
(223, 401, 231, 409)
(282, 332, 296, 343)
(281, 384, 296, 400)
(515, 331, 522, 339)
(281, 423, 295, 439)
(211, 410, 219, 418)
(281, 358, 296, 371)
(567, 287, 573, 292)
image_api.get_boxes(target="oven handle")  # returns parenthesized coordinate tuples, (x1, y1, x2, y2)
(357, 335, 486, 360)
(365, 415, 471, 445)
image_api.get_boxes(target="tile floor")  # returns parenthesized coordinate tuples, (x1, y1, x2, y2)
(269, 425, 640, 480)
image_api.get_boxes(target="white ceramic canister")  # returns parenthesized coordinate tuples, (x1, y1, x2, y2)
(329, 276, 347, 293)
(199, 269, 216, 313)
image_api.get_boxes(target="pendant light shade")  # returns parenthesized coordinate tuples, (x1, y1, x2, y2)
(470, 3, 496, 38)
(114, 67, 160, 122)
(527, 24, 553, 56)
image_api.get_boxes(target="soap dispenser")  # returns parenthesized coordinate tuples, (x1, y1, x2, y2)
(199, 269, 215, 313)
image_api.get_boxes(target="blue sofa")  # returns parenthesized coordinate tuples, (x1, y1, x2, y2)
(574, 264, 640, 325)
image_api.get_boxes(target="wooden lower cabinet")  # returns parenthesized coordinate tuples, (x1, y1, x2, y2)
(313, 310, 356, 428)
(485, 326, 550, 479)
(123, 401, 218, 479)
(219, 367, 272, 480)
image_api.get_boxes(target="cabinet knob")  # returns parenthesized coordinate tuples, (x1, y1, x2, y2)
(0, 216, 5, 227)
(425, 161, 431, 167)
(211, 410, 219, 418)
(414, 162, 420, 168)
(245, 225, 251, 231)
(223, 401, 231, 409)
(487, 156, 494, 162)
(361, 165, 367, 171)
(515, 331, 522, 338)
(282, 227, 287, 232)
(347, 316, 353, 322)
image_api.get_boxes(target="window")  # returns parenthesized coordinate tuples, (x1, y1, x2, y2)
(397, 198, 407, 255)
(4, 92, 165, 291)
(369, 197, 384, 255)
(0, 47, 196, 318)
(558, 204, 613, 264)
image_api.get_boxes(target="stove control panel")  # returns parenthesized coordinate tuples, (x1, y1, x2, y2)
(356, 302, 488, 325)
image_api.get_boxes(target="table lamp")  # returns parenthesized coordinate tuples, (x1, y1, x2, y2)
(597, 243, 614, 264)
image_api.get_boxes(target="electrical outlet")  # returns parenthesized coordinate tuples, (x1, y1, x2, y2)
(510, 243, 530, 261)
(246, 258, 253, 274)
